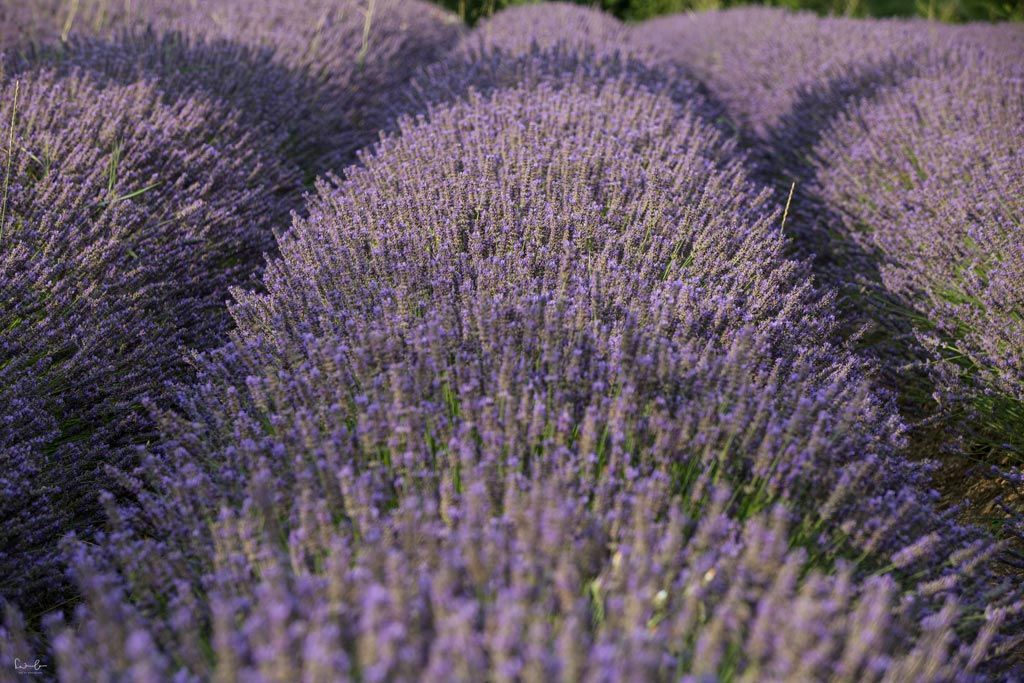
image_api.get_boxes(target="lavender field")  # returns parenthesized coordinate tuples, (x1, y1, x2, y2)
(0, 1, 1022, 680)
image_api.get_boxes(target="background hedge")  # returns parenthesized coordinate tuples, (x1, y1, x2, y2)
(433, 0, 1022, 25)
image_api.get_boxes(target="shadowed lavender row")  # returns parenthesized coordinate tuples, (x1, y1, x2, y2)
(0, 0, 461, 623)
(0, 69, 295, 615)
(631, 7, 1023, 523)
(811, 43, 1024, 507)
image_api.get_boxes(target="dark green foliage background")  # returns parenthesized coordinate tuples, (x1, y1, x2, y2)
(434, 0, 1022, 25)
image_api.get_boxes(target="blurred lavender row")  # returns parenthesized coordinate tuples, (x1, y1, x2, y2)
(2, 0, 462, 175)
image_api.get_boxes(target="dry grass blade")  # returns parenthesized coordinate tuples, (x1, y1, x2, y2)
(0, 80, 19, 249)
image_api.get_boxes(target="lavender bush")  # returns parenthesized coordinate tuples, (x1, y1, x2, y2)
(470, 2, 631, 52)
(23, 79, 1020, 679)
(0, 68, 296, 616)
(400, 42, 721, 138)
(812, 44, 1024, 496)
(631, 9, 1023, 511)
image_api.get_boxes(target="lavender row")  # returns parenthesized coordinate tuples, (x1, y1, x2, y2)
(630, 9, 947, 262)
(0, 68, 295, 614)
(399, 4, 725, 138)
(21, 67, 1020, 679)
(631, 9, 930, 146)
(631, 9, 1023, 508)
(628, 9, 1020, 170)
(628, 10, 1020, 254)
(0, 0, 462, 620)
(811, 44, 1024, 485)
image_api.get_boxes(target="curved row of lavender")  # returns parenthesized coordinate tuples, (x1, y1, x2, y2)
(9, 13, 1020, 675)
(0, 0, 461, 623)
(632, 9, 927, 146)
(628, 8, 1022, 179)
(631, 8, 1023, 520)
(0, 68, 295, 616)
(812, 44, 1024, 507)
